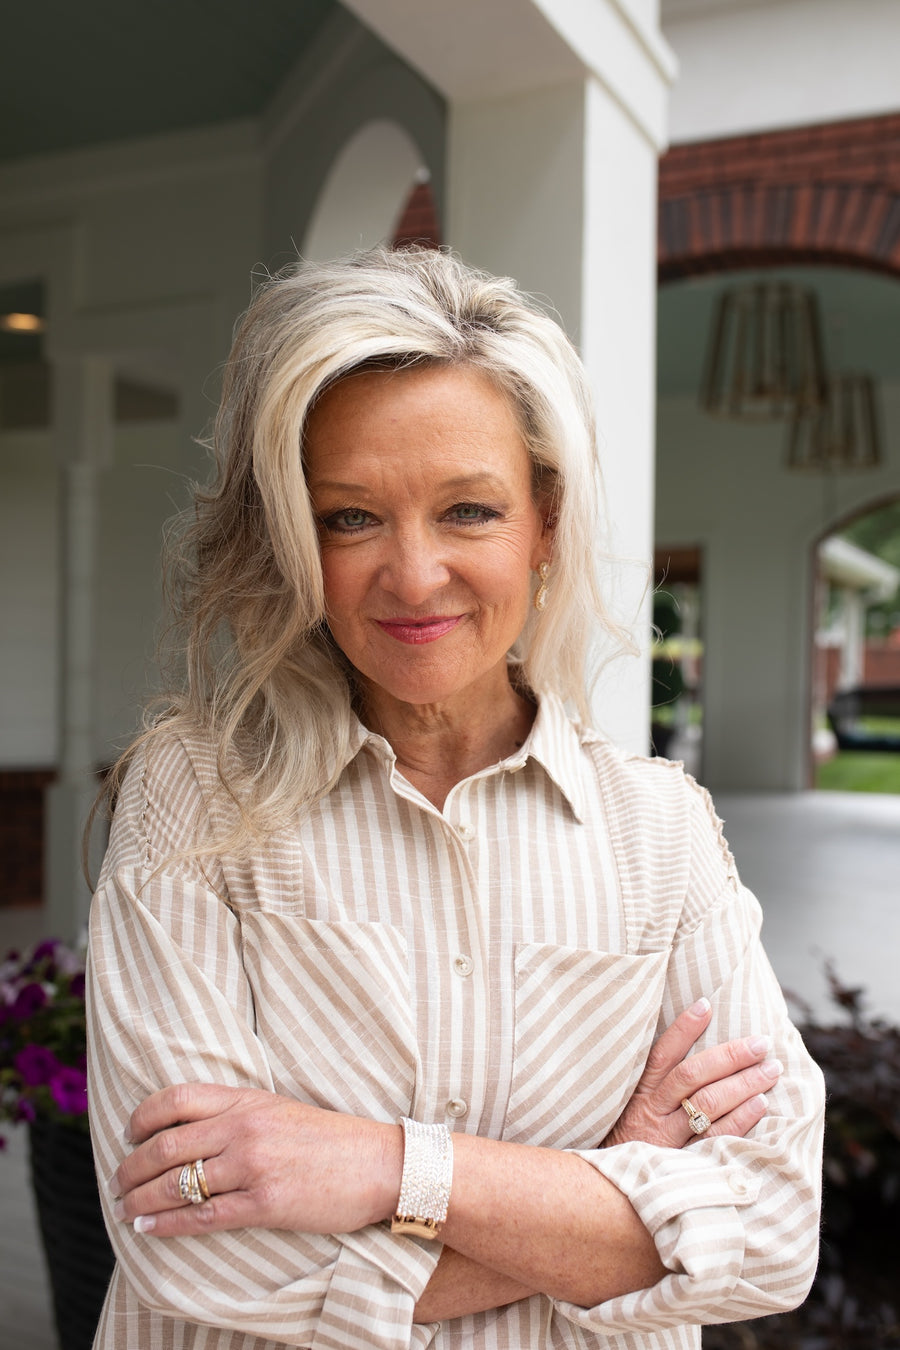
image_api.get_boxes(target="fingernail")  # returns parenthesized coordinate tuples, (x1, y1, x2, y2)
(748, 1034, 772, 1055)
(754, 1094, 769, 1111)
(108, 1176, 121, 1198)
(123, 1124, 133, 1145)
(112, 1200, 125, 1222)
(689, 997, 711, 1017)
(761, 1058, 784, 1079)
(134, 1215, 156, 1234)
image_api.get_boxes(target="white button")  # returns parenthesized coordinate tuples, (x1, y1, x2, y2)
(728, 1170, 750, 1196)
(453, 954, 474, 977)
(446, 1098, 468, 1118)
(457, 822, 475, 840)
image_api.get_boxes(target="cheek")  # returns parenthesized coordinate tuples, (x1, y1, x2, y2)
(319, 551, 366, 620)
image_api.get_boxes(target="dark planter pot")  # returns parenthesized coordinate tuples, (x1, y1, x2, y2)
(28, 1119, 116, 1350)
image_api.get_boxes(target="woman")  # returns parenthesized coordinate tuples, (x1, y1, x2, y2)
(88, 246, 824, 1350)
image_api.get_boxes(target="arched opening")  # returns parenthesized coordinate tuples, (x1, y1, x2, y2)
(302, 119, 435, 260)
(655, 114, 900, 793)
(812, 495, 900, 793)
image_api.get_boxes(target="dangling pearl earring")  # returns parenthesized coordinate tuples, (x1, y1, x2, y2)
(533, 561, 551, 612)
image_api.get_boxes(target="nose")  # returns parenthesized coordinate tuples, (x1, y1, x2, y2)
(379, 526, 452, 607)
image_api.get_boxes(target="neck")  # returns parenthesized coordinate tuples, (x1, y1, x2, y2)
(358, 678, 535, 809)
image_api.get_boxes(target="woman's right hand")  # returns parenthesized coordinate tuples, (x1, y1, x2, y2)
(602, 998, 783, 1150)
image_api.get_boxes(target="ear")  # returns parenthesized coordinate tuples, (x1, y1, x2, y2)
(531, 495, 556, 569)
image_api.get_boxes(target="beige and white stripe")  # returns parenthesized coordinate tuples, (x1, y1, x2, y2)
(87, 694, 824, 1349)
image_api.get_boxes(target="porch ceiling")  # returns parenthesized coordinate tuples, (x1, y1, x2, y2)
(2, 0, 335, 163)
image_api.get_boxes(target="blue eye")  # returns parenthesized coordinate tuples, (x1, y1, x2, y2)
(449, 503, 500, 524)
(321, 508, 372, 534)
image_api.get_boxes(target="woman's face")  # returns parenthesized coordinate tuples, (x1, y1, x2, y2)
(304, 364, 551, 718)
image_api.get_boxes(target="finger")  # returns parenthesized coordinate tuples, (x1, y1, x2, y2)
(664, 1034, 773, 1107)
(127, 1082, 246, 1145)
(706, 1093, 769, 1141)
(129, 1188, 270, 1238)
(640, 998, 713, 1091)
(678, 1058, 782, 1139)
(694, 1058, 783, 1124)
(115, 1153, 226, 1224)
(115, 1118, 228, 1197)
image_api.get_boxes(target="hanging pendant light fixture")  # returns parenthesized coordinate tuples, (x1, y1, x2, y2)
(787, 371, 883, 471)
(700, 281, 828, 419)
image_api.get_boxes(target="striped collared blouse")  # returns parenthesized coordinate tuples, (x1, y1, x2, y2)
(87, 694, 824, 1350)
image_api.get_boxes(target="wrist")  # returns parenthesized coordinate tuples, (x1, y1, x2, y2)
(361, 1118, 406, 1227)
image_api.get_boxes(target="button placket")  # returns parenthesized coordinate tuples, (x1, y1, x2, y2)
(426, 785, 487, 1132)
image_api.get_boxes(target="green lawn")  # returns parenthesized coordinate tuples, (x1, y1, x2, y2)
(816, 752, 900, 793)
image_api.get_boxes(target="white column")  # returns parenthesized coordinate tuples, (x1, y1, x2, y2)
(45, 356, 114, 938)
(319, 0, 675, 749)
(446, 56, 671, 746)
(579, 77, 662, 750)
(838, 588, 865, 690)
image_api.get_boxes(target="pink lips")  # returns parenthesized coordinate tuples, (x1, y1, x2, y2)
(375, 616, 462, 645)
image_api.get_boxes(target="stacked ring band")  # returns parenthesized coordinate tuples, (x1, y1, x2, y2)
(681, 1097, 712, 1135)
(178, 1159, 211, 1204)
(193, 1158, 211, 1201)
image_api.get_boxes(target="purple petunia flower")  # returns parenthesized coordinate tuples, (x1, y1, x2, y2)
(31, 940, 59, 963)
(15, 1044, 60, 1086)
(15, 1098, 37, 1124)
(10, 983, 47, 1019)
(49, 1066, 88, 1116)
(69, 973, 86, 999)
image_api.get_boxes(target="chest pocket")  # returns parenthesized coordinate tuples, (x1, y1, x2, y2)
(504, 943, 670, 1148)
(239, 913, 420, 1122)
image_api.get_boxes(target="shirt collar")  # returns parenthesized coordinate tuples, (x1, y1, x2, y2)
(505, 692, 588, 823)
(347, 690, 588, 824)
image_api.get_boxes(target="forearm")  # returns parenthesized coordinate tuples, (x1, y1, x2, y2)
(414, 1248, 534, 1323)
(430, 1133, 665, 1310)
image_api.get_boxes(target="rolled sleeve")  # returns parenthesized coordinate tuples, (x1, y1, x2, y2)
(551, 870, 824, 1336)
(87, 856, 440, 1350)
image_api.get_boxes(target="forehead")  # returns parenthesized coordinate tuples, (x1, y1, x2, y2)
(304, 364, 530, 476)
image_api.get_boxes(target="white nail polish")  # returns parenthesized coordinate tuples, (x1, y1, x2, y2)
(134, 1214, 156, 1234)
(748, 1034, 772, 1055)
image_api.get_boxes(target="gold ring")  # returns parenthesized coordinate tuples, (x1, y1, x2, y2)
(681, 1097, 712, 1136)
(193, 1158, 211, 1201)
(178, 1162, 195, 1202)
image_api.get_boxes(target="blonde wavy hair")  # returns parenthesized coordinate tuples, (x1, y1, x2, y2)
(115, 246, 630, 851)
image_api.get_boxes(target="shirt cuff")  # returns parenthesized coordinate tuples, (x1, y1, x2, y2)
(311, 1227, 442, 1350)
(551, 1142, 760, 1335)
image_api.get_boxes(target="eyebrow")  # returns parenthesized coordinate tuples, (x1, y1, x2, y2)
(309, 472, 510, 496)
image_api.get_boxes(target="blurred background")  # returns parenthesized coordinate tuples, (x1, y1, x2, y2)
(2, 0, 899, 995)
(3, 0, 899, 1006)
(2, 3, 899, 1345)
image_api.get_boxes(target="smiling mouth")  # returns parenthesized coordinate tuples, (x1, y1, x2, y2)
(374, 616, 462, 645)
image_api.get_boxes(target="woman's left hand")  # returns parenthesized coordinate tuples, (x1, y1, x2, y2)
(111, 1083, 402, 1238)
(602, 998, 782, 1150)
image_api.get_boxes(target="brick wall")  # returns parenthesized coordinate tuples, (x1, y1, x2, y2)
(392, 179, 441, 249)
(817, 642, 900, 709)
(0, 770, 56, 909)
(658, 112, 900, 280)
